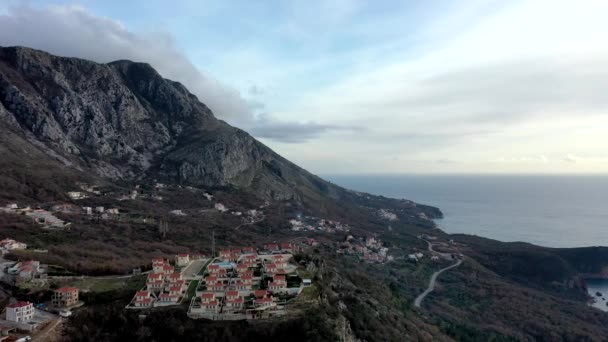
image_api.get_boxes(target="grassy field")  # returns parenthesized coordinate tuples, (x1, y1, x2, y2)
(52, 275, 145, 293)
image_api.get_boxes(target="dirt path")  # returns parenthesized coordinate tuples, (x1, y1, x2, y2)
(414, 259, 463, 308)
(33, 317, 63, 342)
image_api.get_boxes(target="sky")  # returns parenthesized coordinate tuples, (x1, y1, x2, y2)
(1, 0, 608, 174)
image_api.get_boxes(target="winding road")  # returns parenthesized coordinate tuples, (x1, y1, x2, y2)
(414, 259, 462, 308)
(414, 237, 463, 308)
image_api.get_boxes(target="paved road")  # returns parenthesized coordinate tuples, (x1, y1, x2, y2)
(414, 259, 463, 308)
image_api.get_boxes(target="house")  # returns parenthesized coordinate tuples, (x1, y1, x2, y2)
(254, 297, 274, 308)
(264, 243, 279, 252)
(241, 275, 253, 285)
(95, 206, 104, 213)
(51, 203, 80, 214)
(225, 291, 240, 301)
(152, 259, 167, 273)
(168, 280, 186, 293)
(209, 283, 225, 292)
(133, 291, 154, 307)
(147, 273, 164, 292)
(0, 238, 27, 251)
(302, 279, 312, 286)
(161, 264, 174, 276)
(52, 287, 79, 308)
(218, 250, 231, 261)
(268, 282, 286, 292)
(201, 292, 216, 303)
(280, 242, 294, 253)
(234, 281, 250, 291)
(274, 255, 288, 268)
(82, 207, 92, 215)
(273, 275, 286, 286)
(106, 208, 119, 215)
(158, 293, 179, 303)
(431, 255, 440, 261)
(67, 191, 86, 200)
(225, 296, 243, 309)
(242, 247, 256, 254)
(203, 300, 220, 312)
(264, 263, 277, 275)
(254, 290, 268, 298)
(6, 302, 34, 322)
(236, 264, 249, 274)
(205, 276, 219, 286)
(168, 286, 183, 296)
(175, 253, 190, 267)
(147, 280, 164, 292)
(167, 273, 182, 283)
(207, 264, 221, 274)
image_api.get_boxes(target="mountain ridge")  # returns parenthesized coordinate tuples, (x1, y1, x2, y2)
(0, 45, 441, 220)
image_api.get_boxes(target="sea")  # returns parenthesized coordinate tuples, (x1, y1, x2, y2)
(325, 174, 608, 311)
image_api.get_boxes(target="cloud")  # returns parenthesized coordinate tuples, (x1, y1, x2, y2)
(250, 114, 360, 143)
(0, 4, 338, 143)
(563, 154, 580, 163)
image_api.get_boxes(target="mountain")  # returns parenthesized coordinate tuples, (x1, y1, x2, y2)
(0, 46, 440, 220)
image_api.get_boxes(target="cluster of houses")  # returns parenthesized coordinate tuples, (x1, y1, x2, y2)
(189, 242, 306, 319)
(338, 236, 393, 263)
(289, 215, 351, 233)
(378, 209, 398, 221)
(0, 238, 27, 253)
(6, 260, 47, 284)
(1, 204, 70, 229)
(131, 256, 189, 308)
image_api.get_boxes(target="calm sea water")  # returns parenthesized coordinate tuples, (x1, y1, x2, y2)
(325, 174, 608, 248)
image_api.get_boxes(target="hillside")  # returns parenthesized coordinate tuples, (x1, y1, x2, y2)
(1, 46, 608, 342)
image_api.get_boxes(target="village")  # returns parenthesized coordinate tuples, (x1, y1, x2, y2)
(0, 181, 368, 340)
(129, 241, 315, 321)
(289, 215, 351, 233)
(0, 234, 320, 341)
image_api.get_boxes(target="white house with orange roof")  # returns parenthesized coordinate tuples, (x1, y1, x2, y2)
(273, 275, 286, 285)
(236, 264, 249, 274)
(133, 291, 154, 307)
(242, 247, 256, 254)
(268, 281, 287, 293)
(224, 290, 243, 309)
(207, 264, 221, 274)
(6, 301, 34, 322)
(203, 300, 220, 312)
(273, 255, 288, 269)
(201, 292, 216, 303)
(209, 283, 225, 292)
(254, 290, 268, 298)
(168, 285, 184, 296)
(219, 250, 231, 261)
(167, 273, 182, 283)
(158, 293, 179, 304)
(161, 264, 174, 276)
(254, 297, 274, 309)
(146, 273, 164, 292)
(264, 263, 277, 275)
(205, 275, 219, 286)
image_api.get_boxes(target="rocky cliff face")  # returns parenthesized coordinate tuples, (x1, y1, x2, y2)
(0, 46, 440, 219)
